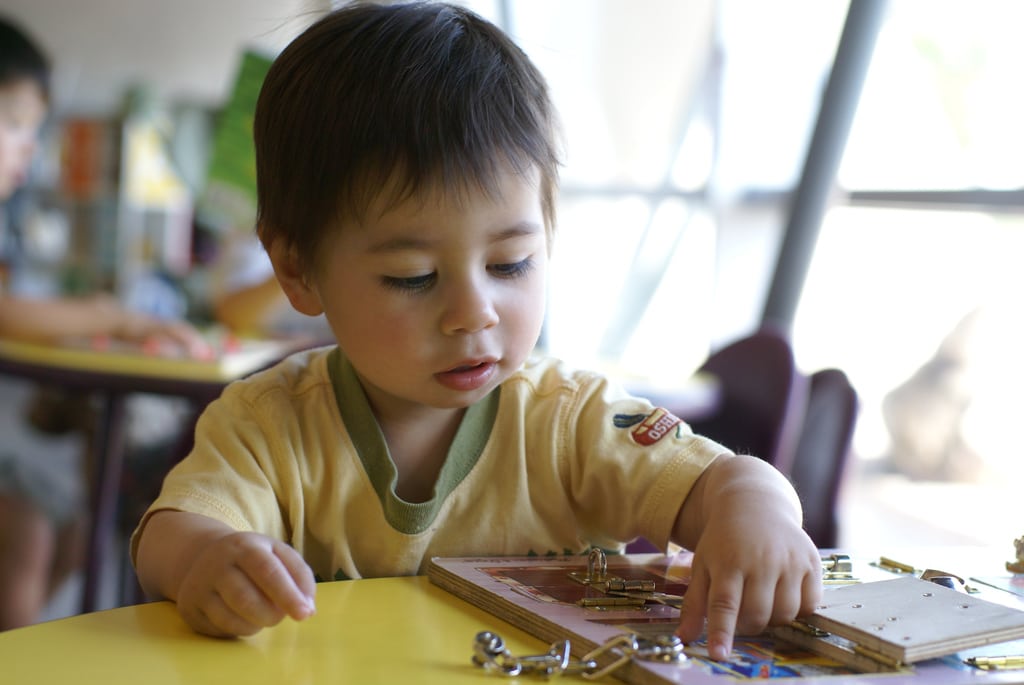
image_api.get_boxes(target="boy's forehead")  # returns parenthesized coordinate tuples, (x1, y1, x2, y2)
(380, 159, 540, 203)
(335, 167, 543, 238)
(336, 160, 530, 217)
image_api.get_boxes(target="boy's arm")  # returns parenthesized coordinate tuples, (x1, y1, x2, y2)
(671, 453, 822, 660)
(136, 510, 316, 638)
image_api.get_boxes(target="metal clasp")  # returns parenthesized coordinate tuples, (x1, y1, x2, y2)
(472, 631, 597, 677)
(580, 633, 686, 680)
(471, 630, 686, 679)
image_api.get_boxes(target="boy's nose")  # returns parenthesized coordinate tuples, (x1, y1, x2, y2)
(440, 282, 499, 335)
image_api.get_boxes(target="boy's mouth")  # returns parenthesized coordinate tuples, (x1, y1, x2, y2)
(435, 360, 498, 391)
(449, 362, 485, 373)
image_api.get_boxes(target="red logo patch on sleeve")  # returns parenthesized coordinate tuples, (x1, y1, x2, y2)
(630, 408, 681, 446)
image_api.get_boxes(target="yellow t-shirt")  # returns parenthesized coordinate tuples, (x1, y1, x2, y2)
(131, 348, 726, 582)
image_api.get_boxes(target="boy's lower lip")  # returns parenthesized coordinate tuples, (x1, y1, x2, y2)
(434, 361, 497, 391)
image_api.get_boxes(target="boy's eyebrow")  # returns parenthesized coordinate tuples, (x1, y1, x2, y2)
(367, 221, 543, 253)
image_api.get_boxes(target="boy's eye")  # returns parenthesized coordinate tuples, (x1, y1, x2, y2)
(381, 273, 436, 292)
(489, 258, 534, 279)
(380, 258, 534, 292)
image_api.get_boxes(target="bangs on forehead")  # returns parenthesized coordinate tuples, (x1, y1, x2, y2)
(339, 150, 542, 224)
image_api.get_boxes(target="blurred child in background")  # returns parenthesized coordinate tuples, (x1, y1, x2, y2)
(0, 15, 207, 630)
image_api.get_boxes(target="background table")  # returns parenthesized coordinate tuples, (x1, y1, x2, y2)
(0, 576, 554, 685)
(0, 335, 313, 612)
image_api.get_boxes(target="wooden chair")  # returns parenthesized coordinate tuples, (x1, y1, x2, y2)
(687, 327, 807, 473)
(787, 368, 858, 548)
(626, 328, 806, 555)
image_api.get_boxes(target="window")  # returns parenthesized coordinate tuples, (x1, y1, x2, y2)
(794, 0, 1023, 547)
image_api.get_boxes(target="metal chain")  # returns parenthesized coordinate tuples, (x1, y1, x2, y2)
(472, 630, 685, 679)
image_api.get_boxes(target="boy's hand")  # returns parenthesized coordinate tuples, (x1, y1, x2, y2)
(173, 531, 316, 638)
(672, 454, 822, 660)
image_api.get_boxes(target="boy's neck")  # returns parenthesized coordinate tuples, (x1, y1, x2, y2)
(376, 405, 467, 503)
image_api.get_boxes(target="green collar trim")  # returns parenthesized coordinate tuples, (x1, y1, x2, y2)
(327, 348, 499, 534)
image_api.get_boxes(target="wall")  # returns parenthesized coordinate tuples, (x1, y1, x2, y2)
(0, 0, 328, 116)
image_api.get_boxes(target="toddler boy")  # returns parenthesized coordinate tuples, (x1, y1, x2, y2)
(133, 2, 821, 660)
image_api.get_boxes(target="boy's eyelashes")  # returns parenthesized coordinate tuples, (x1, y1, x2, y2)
(490, 257, 535, 279)
(381, 272, 435, 293)
(379, 257, 536, 294)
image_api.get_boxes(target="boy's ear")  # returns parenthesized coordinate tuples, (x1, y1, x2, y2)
(266, 238, 325, 317)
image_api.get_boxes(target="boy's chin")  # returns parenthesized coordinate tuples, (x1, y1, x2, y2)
(426, 378, 505, 410)
(427, 389, 497, 410)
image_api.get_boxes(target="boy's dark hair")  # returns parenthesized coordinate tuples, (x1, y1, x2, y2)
(254, 1, 560, 271)
(0, 15, 50, 100)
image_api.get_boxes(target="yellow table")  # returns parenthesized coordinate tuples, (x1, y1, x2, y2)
(0, 576, 558, 684)
(4, 551, 1023, 684)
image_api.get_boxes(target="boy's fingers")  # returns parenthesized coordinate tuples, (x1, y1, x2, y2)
(274, 541, 317, 616)
(200, 591, 264, 638)
(701, 573, 742, 661)
(239, 543, 314, 622)
(216, 562, 288, 627)
(802, 569, 824, 614)
(735, 577, 775, 634)
(767, 577, 803, 627)
(675, 567, 708, 643)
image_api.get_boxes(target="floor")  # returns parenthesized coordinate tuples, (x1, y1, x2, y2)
(1, 376, 142, 624)
(837, 459, 1020, 553)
